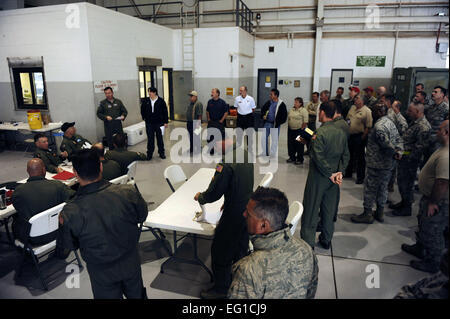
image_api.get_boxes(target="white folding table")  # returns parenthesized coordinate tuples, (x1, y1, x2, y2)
(143, 167, 224, 282)
(0, 122, 62, 149)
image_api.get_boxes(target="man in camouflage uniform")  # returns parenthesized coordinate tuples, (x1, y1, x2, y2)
(401, 120, 449, 273)
(301, 102, 349, 249)
(228, 187, 318, 299)
(33, 133, 67, 173)
(351, 103, 403, 224)
(60, 122, 92, 161)
(423, 86, 449, 163)
(194, 138, 254, 299)
(104, 133, 147, 174)
(391, 102, 431, 217)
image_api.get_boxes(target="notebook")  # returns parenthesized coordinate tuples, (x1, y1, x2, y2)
(52, 170, 76, 181)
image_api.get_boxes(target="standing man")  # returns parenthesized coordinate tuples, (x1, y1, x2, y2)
(33, 133, 67, 173)
(305, 92, 320, 154)
(60, 122, 92, 161)
(402, 120, 448, 273)
(363, 86, 377, 109)
(206, 88, 228, 155)
(234, 86, 256, 147)
(228, 187, 318, 299)
(351, 103, 403, 224)
(300, 102, 349, 249)
(333, 87, 344, 103)
(342, 86, 359, 120)
(391, 102, 431, 216)
(97, 87, 128, 151)
(376, 86, 387, 104)
(12, 158, 74, 245)
(186, 90, 203, 155)
(344, 94, 373, 184)
(57, 149, 148, 299)
(194, 138, 254, 299)
(423, 86, 449, 163)
(140, 87, 169, 160)
(261, 88, 287, 157)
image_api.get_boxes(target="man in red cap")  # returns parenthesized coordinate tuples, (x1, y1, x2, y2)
(342, 86, 360, 119)
(363, 86, 377, 109)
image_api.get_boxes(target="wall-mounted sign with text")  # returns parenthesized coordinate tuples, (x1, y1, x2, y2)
(94, 80, 119, 93)
(356, 56, 386, 67)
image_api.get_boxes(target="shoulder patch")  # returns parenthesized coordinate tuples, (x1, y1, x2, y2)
(216, 164, 223, 173)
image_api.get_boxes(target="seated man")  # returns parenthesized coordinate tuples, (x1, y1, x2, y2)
(33, 133, 67, 173)
(12, 158, 75, 245)
(92, 142, 122, 181)
(60, 122, 92, 161)
(57, 149, 148, 299)
(228, 187, 318, 299)
(104, 133, 147, 174)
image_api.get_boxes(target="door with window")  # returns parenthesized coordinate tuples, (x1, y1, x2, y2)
(138, 67, 156, 99)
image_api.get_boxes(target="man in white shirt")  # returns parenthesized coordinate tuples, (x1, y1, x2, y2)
(234, 86, 256, 147)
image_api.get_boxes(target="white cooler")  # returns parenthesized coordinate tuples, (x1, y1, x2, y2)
(124, 121, 147, 146)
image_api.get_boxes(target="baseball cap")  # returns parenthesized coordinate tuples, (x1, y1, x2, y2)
(349, 86, 360, 94)
(188, 90, 198, 96)
(363, 86, 374, 93)
(61, 122, 75, 132)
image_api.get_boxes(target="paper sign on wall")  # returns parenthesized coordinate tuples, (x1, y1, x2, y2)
(94, 80, 119, 93)
(265, 76, 271, 82)
(265, 83, 271, 88)
(226, 88, 234, 96)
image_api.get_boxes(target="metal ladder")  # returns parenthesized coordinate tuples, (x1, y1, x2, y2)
(181, 28, 194, 75)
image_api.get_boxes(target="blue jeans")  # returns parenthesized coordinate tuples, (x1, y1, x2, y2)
(264, 122, 280, 156)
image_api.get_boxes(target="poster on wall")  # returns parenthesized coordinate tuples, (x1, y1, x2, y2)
(94, 80, 119, 93)
(356, 56, 386, 67)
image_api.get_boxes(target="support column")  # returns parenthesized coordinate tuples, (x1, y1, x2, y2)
(312, 0, 324, 92)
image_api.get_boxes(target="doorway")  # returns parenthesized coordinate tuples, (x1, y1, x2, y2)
(163, 68, 174, 121)
(330, 69, 353, 98)
(257, 69, 277, 109)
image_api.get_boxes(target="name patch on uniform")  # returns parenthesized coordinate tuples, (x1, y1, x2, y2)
(216, 164, 223, 173)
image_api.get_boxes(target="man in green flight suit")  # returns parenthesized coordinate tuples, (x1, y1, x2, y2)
(92, 142, 122, 181)
(104, 133, 147, 174)
(194, 138, 254, 299)
(300, 101, 350, 249)
(60, 122, 92, 161)
(97, 86, 128, 150)
(57, 149, 148, 299)
(33, 133, 67, 173)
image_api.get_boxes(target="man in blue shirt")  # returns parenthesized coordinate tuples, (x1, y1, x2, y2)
(260, 89, 288, 156)
(206, 88, 228, 155)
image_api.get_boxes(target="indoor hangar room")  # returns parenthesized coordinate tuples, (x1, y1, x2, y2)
(0, 0, 449, 301)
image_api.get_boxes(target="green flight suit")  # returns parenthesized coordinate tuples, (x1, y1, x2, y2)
(104, 148, 147, 174)
(197, 149, 254, 294)
(332, 116, 350, 138)
(60, 134, 92, 161)
(57, 180, 148, 299)
(12, 176, 75, 245)
(101, 159, 123, 181)
(33, 147, 63, 173)
(97, 98, 128, 149)
(301, 121, 350, 248)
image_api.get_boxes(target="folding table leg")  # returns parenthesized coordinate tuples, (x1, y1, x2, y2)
(31, 252, 48, 291)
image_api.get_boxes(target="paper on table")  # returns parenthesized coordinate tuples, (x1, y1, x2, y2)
(194, 126, 201, 136)
(82, 142, 92, 149)
(160, 125, 165, 136)
(194, 204, 222, 225)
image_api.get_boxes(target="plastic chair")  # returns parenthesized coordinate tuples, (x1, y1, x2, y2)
(127, 161, 137, 181)
(285, 201, 303, 236)
(110, 174, 129, 185)
(164, 165, 188, 192)
(257, 172, 273, 189)
(17, 129, 35, 155)
(15, 203, 83, 290)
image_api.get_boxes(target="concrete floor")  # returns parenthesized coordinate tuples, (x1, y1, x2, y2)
(0, 121, 429, 299)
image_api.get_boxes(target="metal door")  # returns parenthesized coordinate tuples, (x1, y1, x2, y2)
(172, 71, 193, 121)
(257, 69, 277, 109)
(330, 69, 353, 98)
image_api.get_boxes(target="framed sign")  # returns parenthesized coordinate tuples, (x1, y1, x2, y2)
(94, 80, 118, 93)
(356, 56, 386, 67)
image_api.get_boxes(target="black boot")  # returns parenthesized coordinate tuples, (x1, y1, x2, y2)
(401, 243, 425, 259)
(410, 260, 439, 274)
(351, 208, 374, 224)
(374, 206, 384, 223)
(389, 200, 403, 210)
(393, 204, 412, 216)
